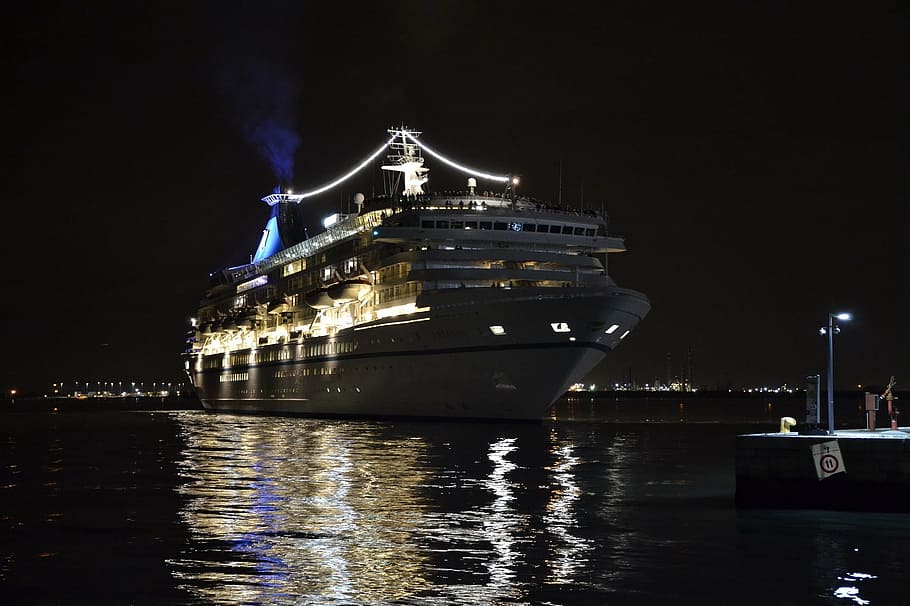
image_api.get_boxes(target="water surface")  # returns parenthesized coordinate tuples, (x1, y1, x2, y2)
(2, 398, 907, 604)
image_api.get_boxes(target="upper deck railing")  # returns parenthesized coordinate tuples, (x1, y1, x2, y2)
(225, 193, 608, 283)
(227, 211, 386, 283)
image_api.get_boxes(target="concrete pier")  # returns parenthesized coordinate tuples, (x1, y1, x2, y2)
(736, 428, 910, 512)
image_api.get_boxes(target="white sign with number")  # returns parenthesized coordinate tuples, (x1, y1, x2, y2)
(811, 440, 846, 480)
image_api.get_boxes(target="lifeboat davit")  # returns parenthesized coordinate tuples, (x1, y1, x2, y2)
(327, 277, 373, 303)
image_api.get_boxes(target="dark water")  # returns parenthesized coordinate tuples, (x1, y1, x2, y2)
(3, 398, 908, 605)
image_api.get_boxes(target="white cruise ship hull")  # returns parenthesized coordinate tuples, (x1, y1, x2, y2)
(189, 286, 650, 420)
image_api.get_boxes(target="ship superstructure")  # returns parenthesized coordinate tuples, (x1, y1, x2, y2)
(184, 128, 650, 419)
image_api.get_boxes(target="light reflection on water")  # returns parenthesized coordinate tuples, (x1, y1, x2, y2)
(161, 411, 910, 605)
(166, 413, 608, 604)
(543, 432, 591, 584)
(4, 409, 910, 604)
(169, 414, 435, 604)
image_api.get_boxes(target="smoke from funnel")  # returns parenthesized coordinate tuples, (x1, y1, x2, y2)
(212, 31, 300, 184)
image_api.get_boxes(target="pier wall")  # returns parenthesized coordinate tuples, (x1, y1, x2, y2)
(736, 430, 910, 512)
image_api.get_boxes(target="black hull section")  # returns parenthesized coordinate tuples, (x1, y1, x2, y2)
(188, 287, 650, 421)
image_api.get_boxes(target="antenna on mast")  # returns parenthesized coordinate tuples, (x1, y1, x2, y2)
(558, 156, 563, 206)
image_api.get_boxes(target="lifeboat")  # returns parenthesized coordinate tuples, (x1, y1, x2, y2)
(304, 286, 335, 309)
(223, 319, 238, 332)
(267, 300, 289, 314)
(327, 277, 373, 303)
(201, 323, 215, 336)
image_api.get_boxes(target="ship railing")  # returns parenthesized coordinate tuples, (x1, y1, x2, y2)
(229, 212, 386, 282)
(385, 194, 605, 221)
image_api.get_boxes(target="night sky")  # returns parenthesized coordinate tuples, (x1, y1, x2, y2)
(5, 1, 907, 394)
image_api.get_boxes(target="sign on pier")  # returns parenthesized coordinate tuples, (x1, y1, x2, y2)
(811, 440, 846, 480)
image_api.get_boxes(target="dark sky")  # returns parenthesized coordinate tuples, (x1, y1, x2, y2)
(4, 1, 907, 393)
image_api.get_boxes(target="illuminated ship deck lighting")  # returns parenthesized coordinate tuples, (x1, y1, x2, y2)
(402, 131, 509, 182)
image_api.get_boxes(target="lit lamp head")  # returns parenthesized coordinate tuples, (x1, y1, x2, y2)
(821, 312, 851, 335)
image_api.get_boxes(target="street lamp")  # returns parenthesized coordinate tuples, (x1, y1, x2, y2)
(820, 312, 851, 434)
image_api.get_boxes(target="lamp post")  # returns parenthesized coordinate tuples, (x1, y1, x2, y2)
(821, 312, 851, 434)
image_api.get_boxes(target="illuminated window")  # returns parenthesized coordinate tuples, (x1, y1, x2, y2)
(550, 322, 571, 333)
(605, 324, 620, 334)
(620, 330, 630, 340)
(282, 260, 304, 277)
(489, 325, 506, 335)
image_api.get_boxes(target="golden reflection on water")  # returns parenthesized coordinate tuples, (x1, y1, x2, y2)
(169, 413, 433, 604)
(167, 412, 594, 604)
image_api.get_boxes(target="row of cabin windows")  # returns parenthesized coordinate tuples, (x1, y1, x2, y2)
(290, 258, 363, 291)
(282, 259, 306, 276)
(421, 219, 596, 237)
(235, 385, 364, 396)
(283, 254, 357, 283)
(377, 262, 410, 283)
(375, 281, 420, 305)
(260, 341, 357, 360)
(219, 372, 249, 383)
(203, 340, 359, 369)
(288, 272, 318, 292)
(275, 367, 339, 378)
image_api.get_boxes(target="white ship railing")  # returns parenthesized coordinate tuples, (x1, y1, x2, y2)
(228, 211, 386, 282)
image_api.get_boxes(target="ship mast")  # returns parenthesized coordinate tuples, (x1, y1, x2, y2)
(381, 126, 429, 197)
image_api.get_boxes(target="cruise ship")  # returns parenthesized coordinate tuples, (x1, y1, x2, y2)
(183, 128, 650, 420)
